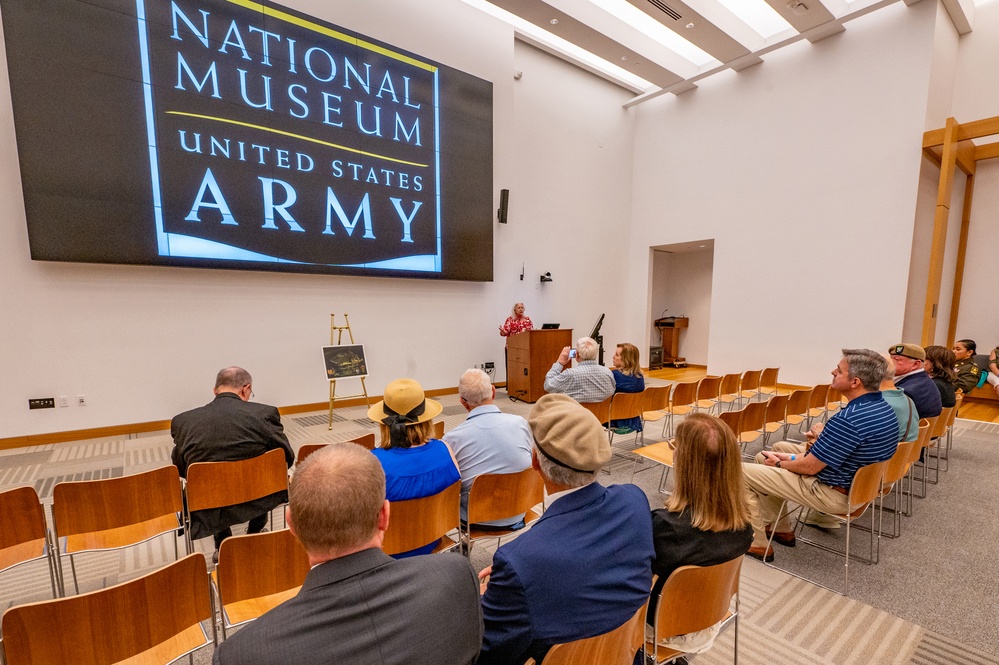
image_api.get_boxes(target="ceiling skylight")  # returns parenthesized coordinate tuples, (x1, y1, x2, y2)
(586, 0, 717, 67)
(713, 0, 793, 39)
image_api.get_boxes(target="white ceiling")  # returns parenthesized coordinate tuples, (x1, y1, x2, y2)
(464, 0, 983, 104)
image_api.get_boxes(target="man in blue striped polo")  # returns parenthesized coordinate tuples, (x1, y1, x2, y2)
(742, 349, 899, 562)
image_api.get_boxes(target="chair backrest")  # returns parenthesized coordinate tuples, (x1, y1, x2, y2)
(670, 382, 698, 409)
(653, 556, 742, 641)
(216, 528, 310, 624)
(296, 433, 377, 466)
(609, 392, 644, 421)
(467, 468, 544, 525)
(884, 439, 916, 487)
(949, 395, 962, 427)
(52, 466, 183, 554)
(718, 409, 743, 436)
(696, 376, 722, 401)
(765, 394, 790, 423)
(433, 421, 445, 439)
(907, 421, 931, 465)
(809, 384, 830, 408)
(186, 448, 289, 513)
(642, 385, 671, 412)
(760, 367, 780, 390)
(827, 387, 842, 407)
(580, 396, 613, 425)
(538, 600, 648, 665)
(719, 373, 742, 396)
(930, 407, 953, 439)
(382, 481, 461, 556)
(1, 553, 212, 665)
(741, 401, 768, 433)
(786, 388, 812, 416)
(846, 460, 889, 515)
(0, 487, 48, 574)
(740, 370, 762, 392)
(919, 415, 941, 449)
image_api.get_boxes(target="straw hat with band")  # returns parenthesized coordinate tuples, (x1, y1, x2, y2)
(368, 379, 443, 447)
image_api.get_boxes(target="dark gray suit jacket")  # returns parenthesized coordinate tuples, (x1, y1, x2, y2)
(171, 392, 294, 539)
(212, 548, 483, 665)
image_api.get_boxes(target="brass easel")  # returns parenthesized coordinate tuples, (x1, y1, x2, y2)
(328, 313, 370, 429)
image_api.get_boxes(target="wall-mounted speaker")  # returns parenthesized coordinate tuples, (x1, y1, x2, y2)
(497, 189, 509, 224)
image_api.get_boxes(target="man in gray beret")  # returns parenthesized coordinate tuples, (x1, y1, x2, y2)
(478, 394, 654, 665)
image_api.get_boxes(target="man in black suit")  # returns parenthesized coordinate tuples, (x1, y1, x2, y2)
(171, 367, 294, 559)
(212, 442, 483, 665)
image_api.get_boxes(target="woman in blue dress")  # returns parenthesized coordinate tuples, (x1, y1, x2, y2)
(610, 342, 645, 433)
(369, 378, 460, 558)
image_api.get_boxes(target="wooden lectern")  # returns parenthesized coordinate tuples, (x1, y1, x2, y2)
(654, 317, 688, 367)
(506, 329, 572, 403)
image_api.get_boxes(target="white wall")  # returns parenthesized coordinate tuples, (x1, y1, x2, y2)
(650, 250, 713, 365)
(626, 1, 939, 387)
(0, 0, 636, 438)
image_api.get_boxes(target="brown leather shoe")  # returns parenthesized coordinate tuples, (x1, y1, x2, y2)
(765, 529, 796, 547)
(747, 545, 774, 562)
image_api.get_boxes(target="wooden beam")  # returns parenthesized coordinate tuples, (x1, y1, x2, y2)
(974, 142, 999, 161)
(923, 115, 999, 148)
(948, 173, 974, 347)
(956, 141, 977, 175)
(922, 117, 959, 347)
(923, 146, 942, 165)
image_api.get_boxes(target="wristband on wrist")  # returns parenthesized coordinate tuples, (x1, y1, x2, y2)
(791, 454, 796, 461)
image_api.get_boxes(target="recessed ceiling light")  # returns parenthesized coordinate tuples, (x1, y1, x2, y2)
(549, 18, 558, 25)
(699, 245, 705, 248)
(686, 22, 695, 29)
(620, 55, 628, 61)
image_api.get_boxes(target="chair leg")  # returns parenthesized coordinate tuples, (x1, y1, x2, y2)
(69, 553, 80, 595)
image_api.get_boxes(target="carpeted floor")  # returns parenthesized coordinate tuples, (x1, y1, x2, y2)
(1, 385, 997, 664)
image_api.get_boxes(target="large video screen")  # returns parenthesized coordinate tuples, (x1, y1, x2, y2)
(1, 0, 493, 281)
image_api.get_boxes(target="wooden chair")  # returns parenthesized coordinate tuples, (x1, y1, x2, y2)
(825, 387, 845, 419)
(647, 557, 742, 665)
(695, 376, 723, 414)
(630, 440, 675, 495)
(940, 394, 962, 471)
(463, 469, 544, 552)
(608, 392, 646, 447)
(924, 405, 954, 486)
(1, 553, 215, 664)
(295, 433, 377, 466)
(580, 396, 613, 427)
(382, 480, 461, 556)
(904, 418, 936, 508)
(715, 373, 743, 410)
(805, 383, 830, 428)
(781, 388, 813, 439)
(213, 528, 310, 638)
(52, 465, 184, 595)
(762, 393, 790, 446)
(663, 382, 698, 439)
(0, 487, 59, 600)
(640, 385, 672, 426)
(717, 408, 743, 438)
(875, 436, 921, 539)
(737, 401, 768, 454)
(525, 600, 648, 665)
(433, 420, 445, 439)
(739, 370, 762, 404)
(758, 367, 780, 399)
(185, 449, 290, 552)
(775, 459, 890, 594)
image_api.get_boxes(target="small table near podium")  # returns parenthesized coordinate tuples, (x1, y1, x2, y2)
(651, 317, 688, 369)
(506, 329, 572, 403)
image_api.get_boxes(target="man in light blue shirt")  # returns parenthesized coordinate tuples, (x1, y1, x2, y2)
(444, 368, 533, 526)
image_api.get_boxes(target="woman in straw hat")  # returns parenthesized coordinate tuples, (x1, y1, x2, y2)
(369, 378, 460, 558)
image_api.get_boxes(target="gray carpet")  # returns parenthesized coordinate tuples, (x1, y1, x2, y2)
(1, 386, 997, 664)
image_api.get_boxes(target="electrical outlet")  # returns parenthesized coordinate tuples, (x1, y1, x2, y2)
(58, 396, 69, 408)
(29, 398, 55, 409)
(77, 395, 87, 406)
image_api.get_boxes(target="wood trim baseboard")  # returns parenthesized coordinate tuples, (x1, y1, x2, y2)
(0, 384, 480, 452)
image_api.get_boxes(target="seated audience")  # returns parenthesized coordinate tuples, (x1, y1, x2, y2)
(543, 336, 615, 403)
(952, 339, 981, 394)
(987, 344, 999, 397)
(443, 368, 533, 527)
(171, 366, 294, 562)
(478, 394, 654, 665)
(742, 349, 898, 562)
(368, 378, 460, 558)
(610, 342, 646, 433)
(923, 345, 957, 409)
(889, 343, 942, 420)
(649, 413, 752, 658)
(879, 355, 920, 443)
(212, 443, 482, 665)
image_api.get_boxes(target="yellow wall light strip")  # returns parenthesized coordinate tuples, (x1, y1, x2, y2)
(226, 0, 438, 72)
(165, 111, 430, 168)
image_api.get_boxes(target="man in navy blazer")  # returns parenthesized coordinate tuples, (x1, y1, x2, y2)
(213, 442, 483, 665)
(478, 393, 655, 665)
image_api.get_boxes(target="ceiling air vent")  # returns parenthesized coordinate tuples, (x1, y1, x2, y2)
(646, 0, 682, 21)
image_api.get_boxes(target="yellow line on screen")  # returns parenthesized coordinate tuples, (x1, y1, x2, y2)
(165, 111, 429, 168)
